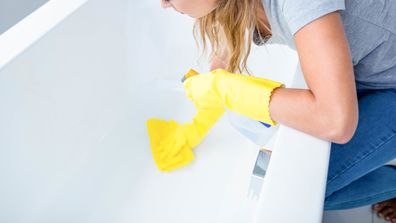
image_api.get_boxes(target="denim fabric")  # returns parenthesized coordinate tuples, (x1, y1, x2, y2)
(324, 88, 396, 210)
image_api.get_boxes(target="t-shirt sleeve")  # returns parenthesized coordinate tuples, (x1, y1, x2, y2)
(282, 0, 346, 35)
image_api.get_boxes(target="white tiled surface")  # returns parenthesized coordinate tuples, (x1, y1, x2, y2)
(323, 206, 389, 223)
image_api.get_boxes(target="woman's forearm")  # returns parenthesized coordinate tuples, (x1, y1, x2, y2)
(269, 87, 355, 144)
(209, 54, 353, 144)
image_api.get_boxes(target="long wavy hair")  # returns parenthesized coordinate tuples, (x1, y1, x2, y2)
(193, 0, 271, 74)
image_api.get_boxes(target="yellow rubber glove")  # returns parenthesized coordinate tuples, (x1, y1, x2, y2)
(146, 69, 225, 172)
(183, 68, 285, 126)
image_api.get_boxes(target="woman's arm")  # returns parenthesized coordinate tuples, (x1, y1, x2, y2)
(269, 11, 358, 144)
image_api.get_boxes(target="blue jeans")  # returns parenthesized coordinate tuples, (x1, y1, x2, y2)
(324, 88, 396, 210)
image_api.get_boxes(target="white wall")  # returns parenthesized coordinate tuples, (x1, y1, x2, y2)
(0, 0, 49, 34)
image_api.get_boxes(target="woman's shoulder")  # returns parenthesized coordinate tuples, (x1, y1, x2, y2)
(264, 0, 345, 35)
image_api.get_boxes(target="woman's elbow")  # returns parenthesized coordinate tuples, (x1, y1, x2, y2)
(329, 111, 359, 144)
(331, 126, 356, 144)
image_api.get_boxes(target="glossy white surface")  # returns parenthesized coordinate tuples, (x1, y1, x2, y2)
(254, 64, 331, 223)
(0, 0, 298, 222)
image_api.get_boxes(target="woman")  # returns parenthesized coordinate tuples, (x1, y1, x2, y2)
(160, 0, 396, 221)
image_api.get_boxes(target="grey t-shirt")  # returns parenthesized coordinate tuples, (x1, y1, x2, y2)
(262, 0, 396, 90)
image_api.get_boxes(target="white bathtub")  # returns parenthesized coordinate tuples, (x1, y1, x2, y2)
(0, 0, 387, 222)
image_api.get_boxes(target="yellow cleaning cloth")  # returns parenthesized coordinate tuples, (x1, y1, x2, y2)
(146, 69, 225, 172)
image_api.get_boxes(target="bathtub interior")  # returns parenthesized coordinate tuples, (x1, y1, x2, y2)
(0, 0, 387, 222)
(0, 0, 49, 34)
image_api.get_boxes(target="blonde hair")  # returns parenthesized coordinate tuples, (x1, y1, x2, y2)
(193, 0, 271, 74)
